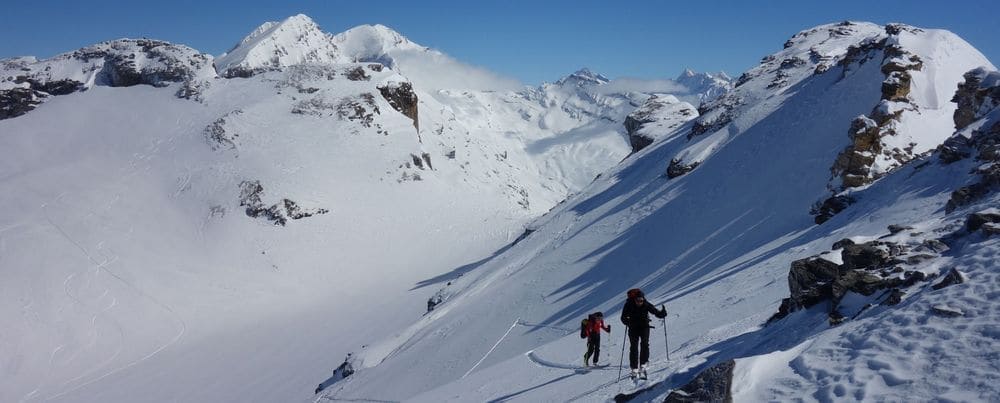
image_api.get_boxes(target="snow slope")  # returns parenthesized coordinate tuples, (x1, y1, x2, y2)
(320, 22, 998, 402)
(0, 15, 722, 403)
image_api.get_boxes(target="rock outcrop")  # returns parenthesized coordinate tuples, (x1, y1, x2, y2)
(940, 69, 1000, 212)
(378, 81, 419, 131)
(238, 181, 328, 226)
(769, 236, 940, 325)
(1, 38, 215, 119)
(623, 95, 697, 154)
(663, 360, 736, 403)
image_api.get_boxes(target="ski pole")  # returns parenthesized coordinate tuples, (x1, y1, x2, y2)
(617, 327, 628, 382)
(661, 304, 669, 361)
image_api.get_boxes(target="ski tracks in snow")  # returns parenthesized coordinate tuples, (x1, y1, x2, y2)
(34, 192, 188, 401)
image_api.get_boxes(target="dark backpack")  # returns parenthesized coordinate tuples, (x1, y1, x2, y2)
(627, 288, 643, 300)
(580, 318, 590, 338)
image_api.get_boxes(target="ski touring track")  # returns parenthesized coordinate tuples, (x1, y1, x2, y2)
(23, 119, 194, 401)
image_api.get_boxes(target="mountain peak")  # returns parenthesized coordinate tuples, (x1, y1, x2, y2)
(557, 68, 610, 86)
(215, 14, 340, 78)
(331, 24, 424, 66)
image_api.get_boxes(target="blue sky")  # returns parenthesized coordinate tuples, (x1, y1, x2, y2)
(1, 0, 995, 84)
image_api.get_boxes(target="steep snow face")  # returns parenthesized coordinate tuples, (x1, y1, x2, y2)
(214, 14, 342, 78)
(322, 23, 999, 402)
(675, 69, 733, 106)
(330, 24, 426, 67)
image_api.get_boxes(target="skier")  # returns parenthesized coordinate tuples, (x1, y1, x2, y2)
(581, 312, 611, 366)
(620, 289, 666, 379)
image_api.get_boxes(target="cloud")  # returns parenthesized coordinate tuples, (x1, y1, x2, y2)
(390, 50, 524, 92)
(594, 78, 689, 95)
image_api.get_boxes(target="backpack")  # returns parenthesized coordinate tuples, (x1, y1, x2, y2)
(627, 288, 643, 300)
(580, 318, 590, 338)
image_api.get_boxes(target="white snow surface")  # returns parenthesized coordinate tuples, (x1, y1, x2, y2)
(215, 14, 342, 77)
(320, 22, 1000, 403)
(3, 17, 998, 403)
(0, 15, 733, 403)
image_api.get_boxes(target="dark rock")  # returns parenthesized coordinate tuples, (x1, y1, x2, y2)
(663, 360, 735, 403)
(344, 66, 370, 81)
(0, 88, 45, 119)
(905, 254, 936, 265)
(841, 242, 892, 271)
(16, 77, 86, 95)
(947, 183, 991, 213)
(421, 152, 433, 170)
(335, 93, 380, 127)
(932, 268, 965, 290)
(884, 289, 904, 305)
(984, 223, 1000, 236)
(787, 257, 840, 310)
(888, 224, 913, 235)
(238, 180, 327, 226)
(666, 158, 699, 178)
(921, 239, 949, 253)
(966, 210, 1000, 232)
(937, 135, 971, 164)
(952, 68, 1000, 130)
(832, 238, 855, 249)
(378, 82, 419, 131)
(628, 132, 654, 154)
(367, 63, 384, 72)
(813, 195, 855, 224)
(832, 270, 884, 303)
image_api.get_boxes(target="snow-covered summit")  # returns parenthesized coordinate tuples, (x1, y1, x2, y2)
(331, 24, 427, 67)
(556, 67, 611, 86)
(674, 68, 733, 106)
(214, 14, 342, 78)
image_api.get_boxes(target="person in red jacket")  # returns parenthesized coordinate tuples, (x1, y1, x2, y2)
(582, 311, 611, 366)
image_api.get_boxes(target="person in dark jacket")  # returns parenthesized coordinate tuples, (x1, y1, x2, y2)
(582, 312, 611, 366)
(620, 289, 666, 377)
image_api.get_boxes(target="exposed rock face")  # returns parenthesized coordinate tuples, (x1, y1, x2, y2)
(204, 110, 244, 151)
(812, 195, 855, 224)
(941, 69, 1000, 212)
(624, 95, 698, 154)
(816, 24, 984, 224)
(0, 88, 45, 119)
(663, 360, 735, 403)
(769, 238, 936, 324)
(238, 181, 328, 226)
(827, 29, 924, 192)
(932, 268, 965, 290)
(1, 38, 215, 119)
(953, 67, 1000, 130)
(378, 81, 419, 131)
(666, 158, 699, 178)
(965, 209, 1000, 233)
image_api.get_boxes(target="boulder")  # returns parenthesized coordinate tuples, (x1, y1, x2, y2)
(666, 158, 699, 178)
(841, 242, 892, 271)
(787, 257, 841, 310)
(664, 360, 735, 403)
(932, 268, 965, 290)
(966, 209, 1000, 232)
